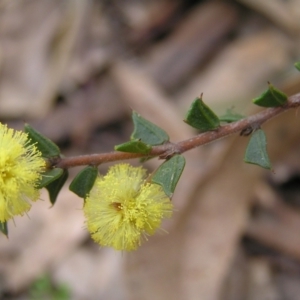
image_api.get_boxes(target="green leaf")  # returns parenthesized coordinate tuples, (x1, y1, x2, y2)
(38, 168, 64, 189)
(69, 166, 98, 198)
(0, 221, 8, 238)
(24, 124, 60, 158)
(115, 139, 152, 154)
(131, 111, 169, 145)
(295, 62, 300, 71)
(45, 170, 69, 205)
(252, 83, 287, 107)
(244, 129, 271, 169)
(184, 96, 220, 132)
(139, 156, 154, 163)
(219, 108, 245, 123)
(151, 155, 186, 197)
(29, 274, 71, 300)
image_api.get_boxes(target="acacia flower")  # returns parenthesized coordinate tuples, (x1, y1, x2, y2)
(84, 164, 173, 251)
(0, 123, 45, 222)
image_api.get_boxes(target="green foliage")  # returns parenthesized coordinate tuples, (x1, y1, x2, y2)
(244, 129, 271, 169)
(115, 139, 152, 154)
(152, 155, 186, 197)
(219, 108, 245, 123)
(115, 112, 168, 155)
(0, 221, 8, 238)
(252, 83, 287, 107)
(184, 96, 220, 132)
(46, 170, 69, 205)
(38, 168, 64, 189)
(69, 166, 98, 198)
(29, 274, 70, 300)
(131, 111, 169, 146)
(295, 62, 300, 71)
(24, 124, 60, 158)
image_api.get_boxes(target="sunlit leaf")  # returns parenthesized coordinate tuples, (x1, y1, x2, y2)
(131, 112, 169, 145)
(115, 139, 152, 154)
(244, 129, 271, 169)
(252, 83, 287, 107)
(38, 168, 64, 189)
(184, 96, 220, 132)
(295, 62, 300, 71)
(151, 155, 186, 197)
(24, 124, 60, 158)
(219, 108, 245, 123)
(69, 166, 98, 198)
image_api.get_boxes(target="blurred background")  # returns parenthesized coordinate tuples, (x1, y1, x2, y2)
(0, 0, 300, 299)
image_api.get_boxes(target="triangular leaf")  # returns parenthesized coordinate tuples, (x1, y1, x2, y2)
(45, 169, 69, 205)
(295, 62, 300, 71)
(38, 168, 64, 189)
(24, 124, 60, 158)
(0, 221, 8, 238)
(252, 83, 287, 107)
(244, 129, 271, 169)
(69, 166, 98, 198)
(219, 108, 245, 123)
(115, 139, 152, 154)
(151, 155, 186, 197)
(139, 156, 154, 163)
(131, 112, 169, 145)
(184, 96, 220, 132)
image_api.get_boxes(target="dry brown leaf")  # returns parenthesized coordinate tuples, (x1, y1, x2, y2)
(146, 1, 238, 91)
(0, 186, 86, 292)
(0, 0, 88, 118)
(237, 0, 300, 33)
(177, 29, 293, 113)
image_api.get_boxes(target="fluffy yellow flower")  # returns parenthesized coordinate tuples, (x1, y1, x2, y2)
(0, 123, 45, 222)
(84, 164, 173, 251)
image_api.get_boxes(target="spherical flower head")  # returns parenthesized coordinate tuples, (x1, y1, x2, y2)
(0, 123, 45, 222)
(84, 164, 173, 251)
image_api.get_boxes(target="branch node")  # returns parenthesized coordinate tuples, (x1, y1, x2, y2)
(158, 143, 182, 159)
(240, 123, 260, 136)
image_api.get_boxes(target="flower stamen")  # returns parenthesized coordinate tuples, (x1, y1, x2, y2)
(84, 164, 173, 251)
(111, 202, 122, 211)
(0, 123, 45, 222)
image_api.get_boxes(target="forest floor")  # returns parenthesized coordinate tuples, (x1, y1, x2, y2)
(0, 0, 300, 299)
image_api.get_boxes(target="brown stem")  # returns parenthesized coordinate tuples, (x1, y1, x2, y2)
(55, 93, 300, 169)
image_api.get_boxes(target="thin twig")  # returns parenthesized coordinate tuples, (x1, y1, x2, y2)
(55, 93, 300, 169)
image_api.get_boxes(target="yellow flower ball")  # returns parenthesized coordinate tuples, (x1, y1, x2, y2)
(84, 164, 173, 251)
(0, 123, 45, 222)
